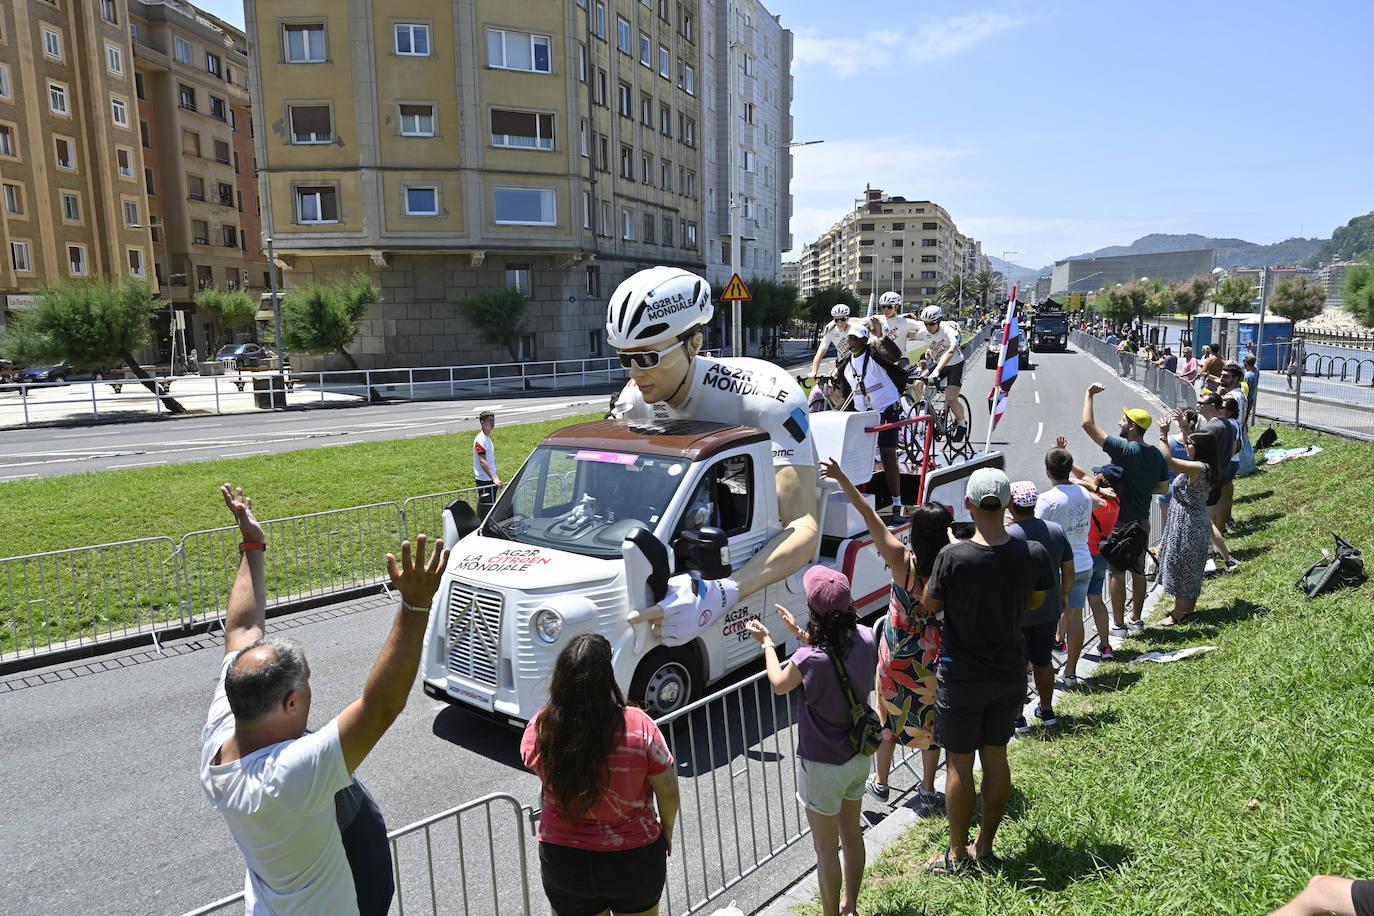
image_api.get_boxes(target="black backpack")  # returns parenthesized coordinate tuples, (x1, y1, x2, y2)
(1100, 520, 1149, 573)
(1296, 533, 1365, 599)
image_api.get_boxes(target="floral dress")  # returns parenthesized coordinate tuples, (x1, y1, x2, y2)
(1157, 466, 1212, 600)
(876, 554, 941, 749)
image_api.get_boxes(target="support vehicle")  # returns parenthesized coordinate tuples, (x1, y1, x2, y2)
(1030, 310, 1070, 352)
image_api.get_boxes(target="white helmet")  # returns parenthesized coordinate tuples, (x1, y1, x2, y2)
(920, 305, 944, 323)
(605, 266, 713, 349)
(831, 304, 850, 319)
(879, 291, 902, 308)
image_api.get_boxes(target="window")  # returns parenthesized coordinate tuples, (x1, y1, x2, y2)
(493, 187, 556, 226)
(43, 26, 63, 61)
(394, 23, 430, 56)
(579, 118, 589, 156)
(10, 241, 32, 273)
(676, 455, 754, 539)
(486, 29, 551, 73)
(181, 129, 201, 157)
(891, 222, 905, 231)
(582, 190, 592, 228)
(140, 120, 150, 147)
(594, 2, 606, 38)
(106, 42, 124, 76)
(617, 81, 632, 117)
(621, 207, 634, 240)
(641, 152, 652, 184)
(515, 334, 536, 361)
(660, 159, 672, 190)
(289, 105, 332, 143)
(174, 35, 193, 65)
(684, 167, 696, 198)
(191, 219, 209, 243)
(127, 248, 145, 278)
(577, 42, 587, 81)
(401, 184, 438, 216)
(187, 175, 205, 200)
(49, 82, 69, 115)
(54, 137, 75, 170)
(588, 330, 602, 357)
(684, 65, 695, 95)
(619, 144, 633, 179)
(111, 97, 129, 128)
(135, 72, 145, 99)
(660, 104, 671, 135)
(2, 183, 21, 216)
(0, 124, 15, 158)
(296, 185, 339, 223)
(399, 103, 435, 136)
(659, 46, 669, 78)
(643, 212, 656, 243)
(684, 117, 696, 147)
(179, 84, 196, 111)
(146, 168, 155, 194)
(217, 181, 234, 206)
(595, 69, 608, 106)
(490, 110, 554, 149)
(617, 16, 631, 53)
(67, 244, 88, 276)
(206, 52, 221, 76)
(921, 255, 937, 263)
(599, 200, 611, 237)
(641, 93, 653, 126)
(921, 271, 937, 280)
(743, 149, 756, 172)
(921, 239, 938, 247)
(682, 8, 694, 42)
(686, 222, 697, 247)
(597, 134, 608, 171)
(586, 265, 601, 296)
(102, 0, 119, 24)
(640, 33, 651, 66)
(123, 199, 139, 226)
(209, 96, 227, 121)
(742, 102, 754, 124)
(505, 264, 531, 295)
(222, 224, 238, 247)
(284, 24, 326, 62)
(923, 221, 938, 230)
(743, 54, 754, 76)
(662, 216, 673, 246)
(0, 64, 9, 100)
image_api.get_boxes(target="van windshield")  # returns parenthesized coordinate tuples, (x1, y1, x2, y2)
(1036, 316, 1068, 333)
(483, 445, 690, 559)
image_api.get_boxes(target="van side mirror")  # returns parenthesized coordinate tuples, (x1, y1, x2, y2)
(675, 526, 732, 580)
(444, 500, 480, 546)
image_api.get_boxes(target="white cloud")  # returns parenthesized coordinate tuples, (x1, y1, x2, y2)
(793, 11, 1025, 77)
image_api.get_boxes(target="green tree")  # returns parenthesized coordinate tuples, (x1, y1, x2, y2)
(1268, 276, 1326, 323)
(741, 278, 799, 350)
(453, 287, 531, 360)
(0, 278, 186, 412)
(281, 273, 381, 399)
(802, 284, 860, 329)
(1212, 274, 1258, 313)
(194, 287, 257, 331)
(972, 268, 999, 308)
(1342, 260, 1374, 327)
(1171, 275, 1213, 326)
(937, 278, 964, 306)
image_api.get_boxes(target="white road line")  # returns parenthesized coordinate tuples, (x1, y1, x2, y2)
(223, 450, 271, 458)
(0, 473, 39, 481)
(1035, 421, 1044, 444)
(1032, 372, 1037, 381)
(1034, 390, 1041, 404)
(405, 431, 442, 439)
(50, 429, 132, 439)
(110, 460, 167, 469)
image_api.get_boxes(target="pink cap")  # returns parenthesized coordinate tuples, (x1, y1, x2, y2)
(1010, 480, 1039, 508)
(804, 566, 854, 616)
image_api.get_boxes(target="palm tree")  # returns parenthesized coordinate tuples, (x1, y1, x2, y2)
(973, 268, 999, 308)
(937, 278, 963, 306)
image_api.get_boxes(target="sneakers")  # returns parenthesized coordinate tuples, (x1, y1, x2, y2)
(1035, 706, 1058, 727)
(1126, 618, 1145, 633)
(1110, 624, 1130, 636)
(866, 777, 890, 802)
(1014, 715, 1031, 735)
(1055, 675, 1080, 691)
(1089, 643, 1115, 661)
(1053, 639, 1068, 654)
(1224, 558, 1242, 573)
(918, 787, 946, 808)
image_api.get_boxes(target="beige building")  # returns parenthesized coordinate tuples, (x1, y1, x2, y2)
(1, 0, 157, 331)
(779, 258, 798, 289)
(244, 0, 708, 368)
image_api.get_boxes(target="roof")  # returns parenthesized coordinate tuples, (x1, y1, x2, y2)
(541, 419, 769, 461)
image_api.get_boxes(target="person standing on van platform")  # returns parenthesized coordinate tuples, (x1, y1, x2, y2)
(473, 410, 500, 516)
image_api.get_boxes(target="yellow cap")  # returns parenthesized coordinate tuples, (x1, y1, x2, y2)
(1123, 407, 1153, 431)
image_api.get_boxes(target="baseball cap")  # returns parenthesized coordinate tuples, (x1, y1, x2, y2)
(966, 467, 1012, 511)
(1010, 480, 1039, 508)
(846, 323, 870, 340)
(803, 566, 854, 616)
(1091, 463, 1126, 481)
(1123, 407, 1153, 432)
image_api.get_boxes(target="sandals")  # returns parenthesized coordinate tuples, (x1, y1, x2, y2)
(1161, 611, 1193, 627)
(925, 847, 970, 876)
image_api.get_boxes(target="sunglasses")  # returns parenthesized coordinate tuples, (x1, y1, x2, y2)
(883, 304, 897, 310)
(617, 339, 686, 369)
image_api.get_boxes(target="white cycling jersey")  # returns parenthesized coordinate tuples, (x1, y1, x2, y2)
(880, 314, 921, 357)
(915, 321, 963, 368)
(818, 319, 856, 363)
(612, 355, 817, 467)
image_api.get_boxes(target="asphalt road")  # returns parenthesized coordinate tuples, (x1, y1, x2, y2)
(0, 342, 1158, 916)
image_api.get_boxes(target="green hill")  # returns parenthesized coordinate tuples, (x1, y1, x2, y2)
(1055, 233, 1326, 270)
(1305, 212, 1374, 265)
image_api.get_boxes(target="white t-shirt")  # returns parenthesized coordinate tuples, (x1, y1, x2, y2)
(915, 322, 963, 367)
(473, 431, 495, 482)
(843, 349, 900, 413)
(612, 355, 817, 467)
(819, 320, 855, 363)
(200, 656, 359, 916)
(880, 314, 920, 357)
(1035, 483, 1093, 574)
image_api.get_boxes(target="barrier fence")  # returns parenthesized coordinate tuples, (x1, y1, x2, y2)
(0, 488, 479, 664)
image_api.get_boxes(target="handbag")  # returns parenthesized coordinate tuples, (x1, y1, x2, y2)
(824, 645, 883, 756)
(1296, 533, 1365, 599)
(1100, 520, 1148, 573)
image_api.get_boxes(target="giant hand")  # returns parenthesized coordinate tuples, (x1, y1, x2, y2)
(627, 573, 740, 646)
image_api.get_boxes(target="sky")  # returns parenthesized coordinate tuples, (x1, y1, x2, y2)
(197, 0, 1373, 270)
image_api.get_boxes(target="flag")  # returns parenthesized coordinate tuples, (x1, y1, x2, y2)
(866, 290, 876, 318)
(988, 292, 1020, 429)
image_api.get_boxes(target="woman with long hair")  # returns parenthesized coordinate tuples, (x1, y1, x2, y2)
(1153, 412, 1222, 626)
(746, 565, 877, 916)
(808, 458, 950, 814)
(520, 634, 679, 916)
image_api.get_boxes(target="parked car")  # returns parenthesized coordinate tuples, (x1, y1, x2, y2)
(16, 361, 117, 384)
(214, 343, 274, 369)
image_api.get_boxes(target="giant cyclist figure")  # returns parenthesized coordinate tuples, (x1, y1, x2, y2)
(605, 266, 821, 646)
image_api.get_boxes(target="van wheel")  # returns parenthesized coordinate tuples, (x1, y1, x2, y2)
(631, 647, 701, 719)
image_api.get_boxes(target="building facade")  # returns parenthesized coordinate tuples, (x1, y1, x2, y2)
(1050, 248, 1215, 296)
(244, 0, 712, 369)
(1, 0, 157, 332)
(779, 258, 797, 289)
(1317, 261, 1354, 307)
(700, 0, 791, 297)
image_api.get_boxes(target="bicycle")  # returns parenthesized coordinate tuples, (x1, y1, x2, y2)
(899, 372, 973, 465)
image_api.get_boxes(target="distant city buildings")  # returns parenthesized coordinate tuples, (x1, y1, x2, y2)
(1050, 248, 1216, 296)
(1318, 260, 1355, 306)
(780, 258, 799, 289)
(1034, 274, 1052, 303)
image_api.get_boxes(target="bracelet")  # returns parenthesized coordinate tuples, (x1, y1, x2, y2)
(239, 541, 265, 553)
(761, 640, 776, 651)
(401, 599, 431, 613)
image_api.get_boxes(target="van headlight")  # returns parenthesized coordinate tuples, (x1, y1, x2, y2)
(532, 608, 563, 644)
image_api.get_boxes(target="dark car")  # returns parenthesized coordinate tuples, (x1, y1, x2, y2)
(215, 342, 274, 369)
(17, 361, 115, 384)
(1030, 312, 1069, 352)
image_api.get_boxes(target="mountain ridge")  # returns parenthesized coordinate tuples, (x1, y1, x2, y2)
(1048, 233, 1328, 272)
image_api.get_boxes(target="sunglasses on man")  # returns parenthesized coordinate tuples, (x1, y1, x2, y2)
(617, 339, 686, 369)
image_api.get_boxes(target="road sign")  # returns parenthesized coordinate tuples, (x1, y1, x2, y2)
(720, 273, 752, 302)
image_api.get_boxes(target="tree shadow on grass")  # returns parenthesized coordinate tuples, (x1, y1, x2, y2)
(1233, 489, 1274, 506)
(990, 832, 1135, 893)
(1228, 512, 1282, 538)
(1075, 669, 1142, 694)
(1231, 546, 1267, 561)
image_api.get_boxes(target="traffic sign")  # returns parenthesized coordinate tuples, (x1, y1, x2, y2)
(720, 273, 752, 302)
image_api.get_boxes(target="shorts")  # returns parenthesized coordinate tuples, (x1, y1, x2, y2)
(877, 401, 901, 449)
(934, 676, 1023, 754)
(1088, 553, 1109, 597)
(1067, 568, 1092, 609)
(1107, 519, 1149, 577)
(1354, 879, 1374, 916)
(796, 753, 870, 817)
(1023, 619, 1057, 666)
(938, 360, 965, 387)
(538, 834, 667, 916)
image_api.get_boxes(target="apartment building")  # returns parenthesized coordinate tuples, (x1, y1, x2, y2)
(129, 0, 266, 357)
(1317, 261, 1354, 307)
(0, 0, 156, 333)
(700, 0, 792, 295)
(779, 258, 797, 289)
(244, 0, 709, 369)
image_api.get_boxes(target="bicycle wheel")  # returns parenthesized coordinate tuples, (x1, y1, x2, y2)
(898, 399, 927, 468)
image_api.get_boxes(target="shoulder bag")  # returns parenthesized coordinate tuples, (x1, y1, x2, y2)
(824, 644, 883, 756)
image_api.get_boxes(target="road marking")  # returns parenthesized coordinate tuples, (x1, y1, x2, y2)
(1035, 422, 1044, 444)
(1032, 372, 1037, 381)
(111, 460, 167, 469)
(1034, 391, 1041, 404)
(50, 429, 132, 439)
(405, 431, 442, 439)
(223, 450, 271, 458)
(0, 473, 39, 481)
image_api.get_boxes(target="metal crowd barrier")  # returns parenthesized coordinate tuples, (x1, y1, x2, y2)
(1070, 330, 1198, 412)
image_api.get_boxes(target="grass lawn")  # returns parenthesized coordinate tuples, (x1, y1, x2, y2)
(0, 413, 599, 654)
(807, 425, 1374, 915)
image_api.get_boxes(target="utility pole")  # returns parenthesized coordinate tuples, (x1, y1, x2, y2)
(266, 235, 286, 373)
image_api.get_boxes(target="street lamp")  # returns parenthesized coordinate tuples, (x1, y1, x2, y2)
(263, 235, 286, 373)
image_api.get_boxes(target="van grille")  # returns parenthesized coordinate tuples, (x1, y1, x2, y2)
(445, 581, 503, 687)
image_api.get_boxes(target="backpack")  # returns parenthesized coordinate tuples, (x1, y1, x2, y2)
(1099, 520, 1148, 573)
(1254, 427, 1278, 450)
(1296, 533, 1365, 599)
(856, 343, 912, 398)
(824, 646, 883, 756)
